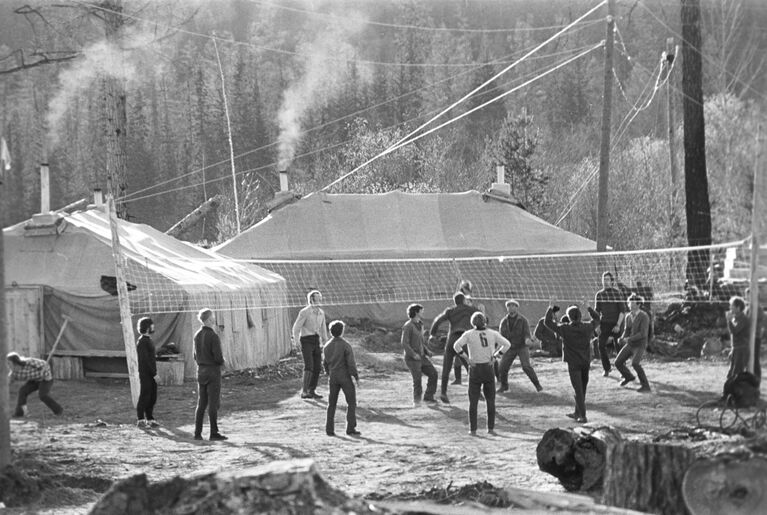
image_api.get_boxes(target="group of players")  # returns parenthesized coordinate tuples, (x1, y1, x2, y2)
(292, 272, 656, 436)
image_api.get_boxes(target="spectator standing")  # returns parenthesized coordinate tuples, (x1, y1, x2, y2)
(401, 304, 438, 406)
(323, 320, 360, 437)
(292, 290, 329, 399)
(136, 317, 160, 428)
(193, 308, 227, 441)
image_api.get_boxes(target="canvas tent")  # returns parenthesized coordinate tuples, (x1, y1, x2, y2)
(3, 208, 291, 378)
(215, 191, 597, 326)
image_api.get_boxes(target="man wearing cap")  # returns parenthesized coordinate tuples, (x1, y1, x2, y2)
(6, 351, 63, 417)
(453, 312, 511, 436)
(136, 316, 160, 428)
(495, 299, 543, 393)
(429, 292, 479, 403)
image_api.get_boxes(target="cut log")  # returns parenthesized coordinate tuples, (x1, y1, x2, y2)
(165, 195, 221, 238)
(602, 441, 696, 515)
(682, 454, 767, 515)
(536, 426, 622, 492)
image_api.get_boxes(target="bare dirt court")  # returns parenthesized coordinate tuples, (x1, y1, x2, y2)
(3, 326, 754, 514)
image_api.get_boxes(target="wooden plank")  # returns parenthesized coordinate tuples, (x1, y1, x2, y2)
(53, 349, 126, 358)
(52, 356, 84, 380)
(157, 360, 184, 385)
(85, 372, 129, 379)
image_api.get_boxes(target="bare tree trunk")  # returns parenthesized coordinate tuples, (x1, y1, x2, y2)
(682, 0, 712, 287)
(102, 1, 129, 220)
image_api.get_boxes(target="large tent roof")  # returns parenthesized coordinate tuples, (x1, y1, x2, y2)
(216, 190, 596, 259)
(4, 208, 285, 298)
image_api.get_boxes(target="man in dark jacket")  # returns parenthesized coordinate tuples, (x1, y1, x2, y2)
(136, 317, 159, 428)
(323, 320, 360, 437)
(429, 292, 478, 404)
(534, 306, 562, 357)
(401, 304, 438, 406)
(545, 301, 600, 423)
(496, 299, 543, 393)
(193, 308, 227, 441)
(594, 272, 627, 376)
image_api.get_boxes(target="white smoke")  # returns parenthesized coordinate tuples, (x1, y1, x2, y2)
(46, 28, 159, 147)
(277, 12, 370, 170)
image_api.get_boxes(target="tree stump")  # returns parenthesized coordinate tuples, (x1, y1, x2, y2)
(536, 426, 622, 492)
(602, 441, 696, 515)
(682, 454, 767, 515)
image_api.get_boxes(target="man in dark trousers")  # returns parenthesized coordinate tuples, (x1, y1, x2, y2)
(292, 290, 329, 399)
(534, 305, 562, 358)
(322, 320, 360, 437)
(136, 317, 160, 428)
(6, 352, 63, 417)
(544, 300, 601, 423)
(594, 272, 627, 376)
(401, 303, 438, 406)
(496, 299, 543, 393)
(616, 294, 652, 392)
(453, 312, 511, 436)
(193, 308, 227, 441)
(429, 292, 478, 404)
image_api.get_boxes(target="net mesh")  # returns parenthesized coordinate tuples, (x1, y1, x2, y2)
(232, 239, 754, 309)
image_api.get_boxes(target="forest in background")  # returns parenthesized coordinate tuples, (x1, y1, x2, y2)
(0, 0, 765, 250)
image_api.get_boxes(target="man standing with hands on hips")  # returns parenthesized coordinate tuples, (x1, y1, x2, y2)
(293, 290, 329, 399)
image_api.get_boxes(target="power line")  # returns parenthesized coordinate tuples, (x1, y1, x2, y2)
(78, 0, 603, 69)
(637, 0, 767, 102)
(123, 47, 600, 205)
(318, 0, 609, 193)
(124, 42, 601, 201)
(249, 0, 604, 34)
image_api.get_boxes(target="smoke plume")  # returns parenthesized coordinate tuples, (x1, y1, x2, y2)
(277, 12, 370, 170)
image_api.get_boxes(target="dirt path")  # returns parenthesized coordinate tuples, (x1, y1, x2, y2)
(4, 330, 748, 513)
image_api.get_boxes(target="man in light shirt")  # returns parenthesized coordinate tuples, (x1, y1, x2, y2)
(292, 290, 329, 399)
(453, 312, 511, 436)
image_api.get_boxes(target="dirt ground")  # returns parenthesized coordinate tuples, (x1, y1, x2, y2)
(3, 326, 760, 514)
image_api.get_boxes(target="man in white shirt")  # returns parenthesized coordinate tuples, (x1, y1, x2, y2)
(454, 312, 511, 436)
(292, 290, 329, 399)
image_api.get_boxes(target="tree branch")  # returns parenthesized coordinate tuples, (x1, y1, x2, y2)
(0, 50, 80, 75)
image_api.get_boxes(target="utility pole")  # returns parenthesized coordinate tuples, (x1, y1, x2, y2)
(665, 38, 681, 238)
(596, 0, 615, 252)
(748, 126, 763, 376)
(0, 170, 8, 469)
(665, 38, 679, 193)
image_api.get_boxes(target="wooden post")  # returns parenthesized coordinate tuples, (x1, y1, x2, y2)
(748, 126, 763, 375)
(596, 0, 615, 252)
(107, 192, 140, 406)
(0, 175, 9, 468)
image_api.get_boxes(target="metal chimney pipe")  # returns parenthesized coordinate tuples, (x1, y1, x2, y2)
(40, 163, 50, 213)
(279, 169, 289, 192)
(496, 165, 505, 184)
(93, 188, 104, 206)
